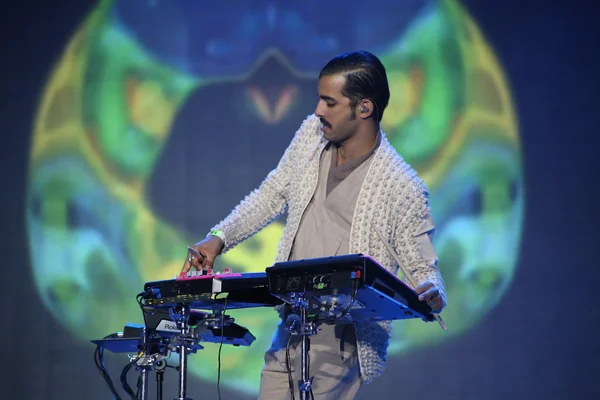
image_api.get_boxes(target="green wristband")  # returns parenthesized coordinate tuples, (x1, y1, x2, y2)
(208, 229, 225, 243)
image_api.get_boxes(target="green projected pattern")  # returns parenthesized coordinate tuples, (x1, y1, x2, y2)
(26, 0, 522, 395)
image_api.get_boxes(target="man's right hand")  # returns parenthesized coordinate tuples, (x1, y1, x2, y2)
(181, 235, 224, 273)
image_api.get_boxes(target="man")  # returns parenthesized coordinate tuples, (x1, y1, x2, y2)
(182, 50, 446, 399)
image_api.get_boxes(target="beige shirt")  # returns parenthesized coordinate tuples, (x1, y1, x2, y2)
(290, 135, 379, 260)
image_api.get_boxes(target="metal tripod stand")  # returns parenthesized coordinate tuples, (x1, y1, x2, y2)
(132, 354, 168, 400)
(288, 293, 319, 400)
(169, 304, 204, 400)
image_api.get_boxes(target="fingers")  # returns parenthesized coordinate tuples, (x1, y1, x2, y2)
(181, 247, 206, 274)
(192, 256, 205, 270)
(418, 286, 439, 302)
(181, 258, 192, 274)
(190, 246, 209, 269)
(180, 251, 196, 273)
(181, 256, 204, 273)
(204, 255, 214, 270)
(181, 240, 220, 275)
(416, 284, 443, 312)
(415, 281, 433, 295)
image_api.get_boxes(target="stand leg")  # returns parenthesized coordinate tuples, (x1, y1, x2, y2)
(172, 305, 193, 400)
(178, 345, 189, 400)
(156, 360, 166, 400)
(139, 367, 149, 400)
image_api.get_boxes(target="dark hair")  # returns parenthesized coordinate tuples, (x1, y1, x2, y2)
(319, 50, 390, 122)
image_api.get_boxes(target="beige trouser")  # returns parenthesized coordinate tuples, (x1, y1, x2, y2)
(257, 318, 361, 400)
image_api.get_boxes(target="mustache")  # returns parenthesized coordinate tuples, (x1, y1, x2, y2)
(320, 118, 331, 128)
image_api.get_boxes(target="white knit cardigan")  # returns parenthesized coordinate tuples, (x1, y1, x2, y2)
(212, 114, 446, 384)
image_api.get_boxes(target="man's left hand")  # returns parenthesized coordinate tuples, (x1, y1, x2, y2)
(415, 281, 443, 312)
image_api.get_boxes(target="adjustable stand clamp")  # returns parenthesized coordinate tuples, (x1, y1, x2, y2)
(128, 327, 171, 400)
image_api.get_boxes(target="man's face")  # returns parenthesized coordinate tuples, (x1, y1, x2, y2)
(314, 74, 359, 143)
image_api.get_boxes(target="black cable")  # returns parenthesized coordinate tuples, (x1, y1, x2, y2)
(285, 332, 295, 400)
(216, 298, 228, 400)
(94, 343, 122, 400)
(136, 375, 142, 399)
(338, 279, 359, 320)
(307, 343, 314, 400)
(120, 293, 156, 400)
(120, 357, 138, 399)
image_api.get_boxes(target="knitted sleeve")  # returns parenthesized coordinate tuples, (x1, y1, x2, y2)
(392, 174, 447, 310)
(210, 114, 319, 253)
